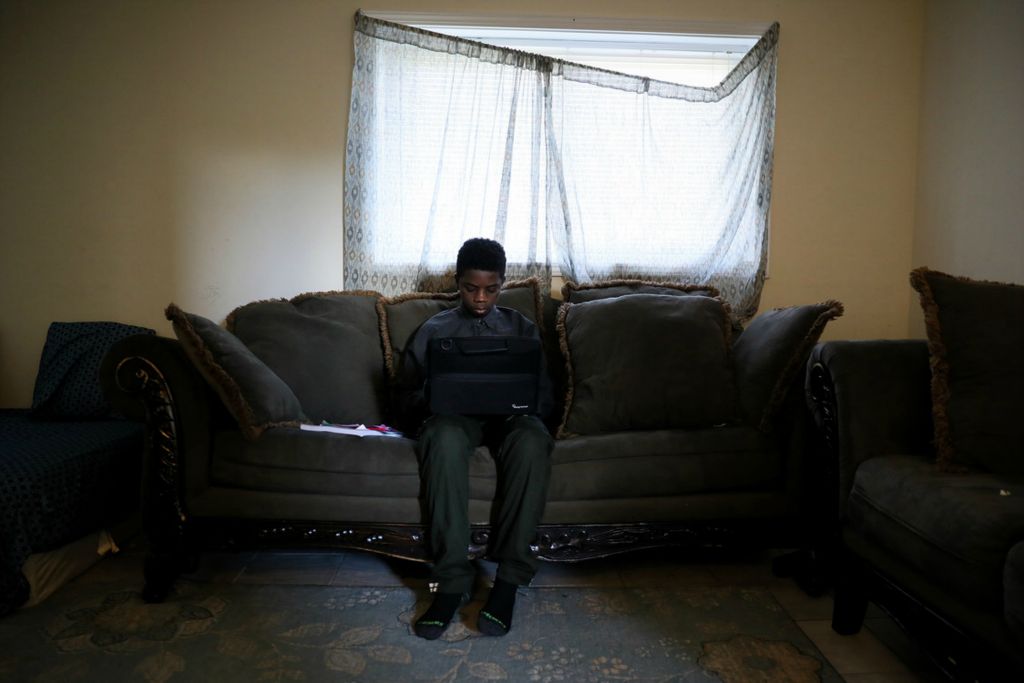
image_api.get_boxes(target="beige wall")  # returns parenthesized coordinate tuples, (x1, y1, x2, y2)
(0, 0, 925, 407)
(910, 0, 1024, 335)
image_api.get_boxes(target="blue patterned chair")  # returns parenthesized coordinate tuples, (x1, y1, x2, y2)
(0, 322, 153, 616)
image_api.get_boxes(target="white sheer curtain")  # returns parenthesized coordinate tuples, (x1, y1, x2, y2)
(344, 13, 778, 318)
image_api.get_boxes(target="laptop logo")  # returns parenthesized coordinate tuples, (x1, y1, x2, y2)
(512, 403, 529, 410)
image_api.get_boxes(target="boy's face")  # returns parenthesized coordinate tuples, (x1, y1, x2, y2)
(457, 269, 503, 317)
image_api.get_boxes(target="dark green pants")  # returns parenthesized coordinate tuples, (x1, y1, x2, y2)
(416, 414, 553, 594)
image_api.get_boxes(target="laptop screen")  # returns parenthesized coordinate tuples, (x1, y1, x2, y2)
(427, 336, 542, 416)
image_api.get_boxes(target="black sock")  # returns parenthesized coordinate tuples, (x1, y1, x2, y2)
(414, 592, 463, 640)
(478, 578, 517, 636)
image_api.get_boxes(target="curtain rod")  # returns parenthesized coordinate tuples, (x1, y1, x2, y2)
(361, 10, 772, 38)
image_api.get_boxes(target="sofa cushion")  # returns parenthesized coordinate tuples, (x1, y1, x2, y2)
(166, 304, 306, 440)
(380, 278, 543, 380)
(210, 427, 497, 501)
(557, 294, 737, 437)
(210, 423, 778, 508)
(846, 454, 1024, 608)
(910, 268, 1024, 474)
(226, 291, 386, 426)
(31, 321, 155, 419)
(550, 425, 780, 500)
(732, 301, 844, 431)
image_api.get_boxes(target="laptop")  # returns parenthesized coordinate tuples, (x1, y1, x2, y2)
(427, 336, 542, 416)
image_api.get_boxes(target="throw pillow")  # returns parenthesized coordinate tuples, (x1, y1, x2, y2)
(31, 321, 156, 419)
(556, 294, 737, 438)
(910, 268, 1024, 474)
(731, 300, 844, 432)
(561, 279, 746, 337)
(226, 290, 386, 426)
(165, 304, 306, 440)
(561, 279, 720, 303)
(380, 278, 543, 380)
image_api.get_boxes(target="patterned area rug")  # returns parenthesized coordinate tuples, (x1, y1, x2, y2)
(0, 580, 841, 682)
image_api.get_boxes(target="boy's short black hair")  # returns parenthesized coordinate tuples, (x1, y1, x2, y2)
(456, 238, 506, 280)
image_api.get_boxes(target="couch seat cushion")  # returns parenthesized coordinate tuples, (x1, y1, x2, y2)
(847, 455, 1024, 607)
(210, 427, 497, 500)
(550, 426, 780, 500)
(210, 424, 779, 507)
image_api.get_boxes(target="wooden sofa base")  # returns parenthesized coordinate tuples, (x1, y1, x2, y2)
(141, 517, 804, 603)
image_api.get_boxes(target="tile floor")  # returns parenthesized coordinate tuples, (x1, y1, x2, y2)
(44, 544, 946, 681)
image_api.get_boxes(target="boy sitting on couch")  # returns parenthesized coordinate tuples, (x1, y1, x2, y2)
(396, 237, 554, 640)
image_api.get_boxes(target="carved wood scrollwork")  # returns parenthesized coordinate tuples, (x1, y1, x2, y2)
(807, 361, 838, 458)
(115, 356, 187, 544)
(247, 522, 433, 561)
(534, 524, 732, 561)
(189, 519, 753, 564)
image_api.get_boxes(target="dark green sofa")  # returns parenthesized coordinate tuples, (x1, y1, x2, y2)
(805, 268, 1024, 681)
(102, 279, 842, 602)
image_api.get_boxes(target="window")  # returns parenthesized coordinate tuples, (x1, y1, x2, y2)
(344, 13, 777, 318)
(411, 23, 758, 88)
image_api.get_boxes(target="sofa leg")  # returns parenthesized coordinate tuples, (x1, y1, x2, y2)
(832, 564, 868, 635)
(142, 552, 178, 603)
(141, 547, 198, 603)
(772, 548, 830, 597)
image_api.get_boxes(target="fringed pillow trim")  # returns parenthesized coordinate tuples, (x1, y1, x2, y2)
(225, 290, 382, 331)
(561, 278, 721, 302)
(375, 297, 396, 381)
(910, 268, 962, 472)
(378, 291, 459, 381)
(758, 300, 845, 433)
(554, 302, 578, 439)
(224, 297, 290, 333)
(290, 289, 382, 304)
(166, 303, 265, 441)
(507, 277, 545, 335)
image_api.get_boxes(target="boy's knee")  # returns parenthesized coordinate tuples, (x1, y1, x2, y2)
(418, 415, 474, 456)
(521, 429, 553, 456)
(505, 421, 553, 462)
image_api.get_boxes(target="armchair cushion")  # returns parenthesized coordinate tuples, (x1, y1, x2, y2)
(910, 268, 1024, 474)
(226, 291, 386, 426)
(165, 304, 306, 440)
(556, 294, 737, 437)
(31, 321, 155, 419)
(846, 454, 1024, 608)
(733, 301, 844, 431)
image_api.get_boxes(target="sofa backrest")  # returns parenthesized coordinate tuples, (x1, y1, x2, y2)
(166, 280, 843, 440)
